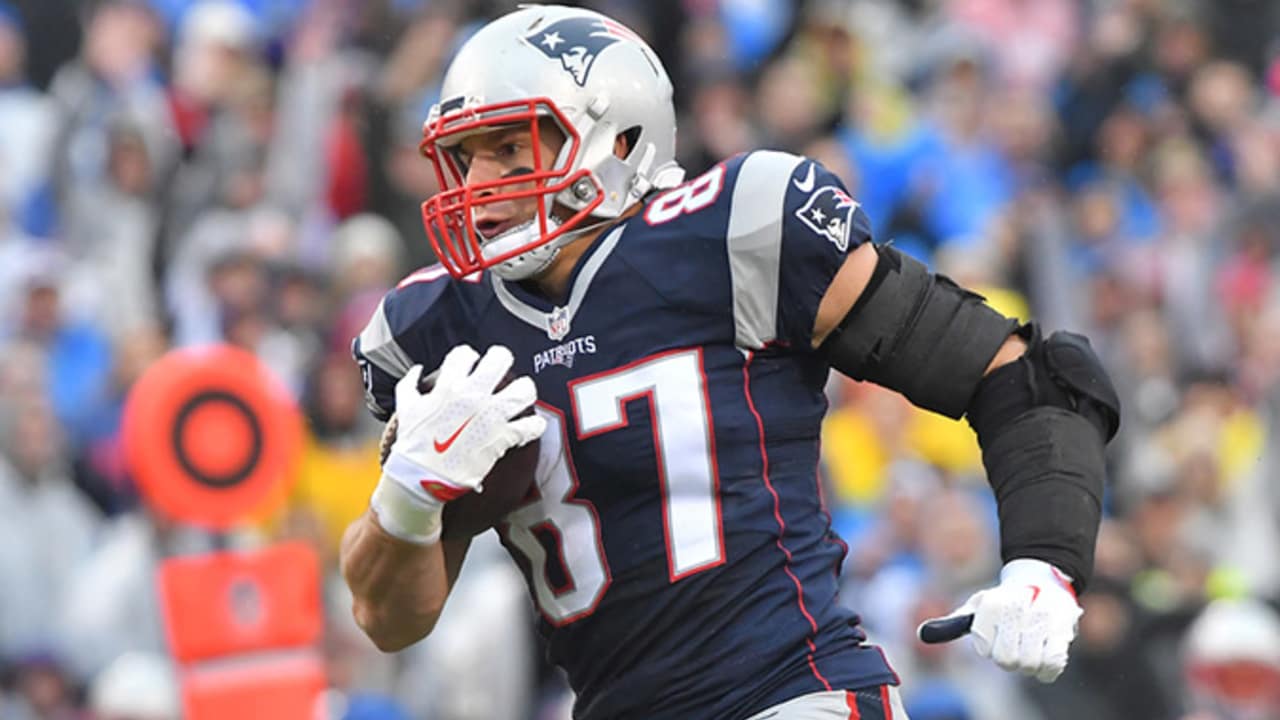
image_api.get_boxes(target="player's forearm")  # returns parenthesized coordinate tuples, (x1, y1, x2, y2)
(339, 511, 449, 652)
(983, 334, 1029, 375)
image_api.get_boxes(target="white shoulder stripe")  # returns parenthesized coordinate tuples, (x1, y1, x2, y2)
(357, 297, 413, 376)
(726, 151, 804, 349)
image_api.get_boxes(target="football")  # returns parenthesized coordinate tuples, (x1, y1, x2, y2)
(378, 372, 540, 539)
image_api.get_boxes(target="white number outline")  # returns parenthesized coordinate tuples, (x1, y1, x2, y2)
(527, 520, 575, 595)
(643, 164, 727, 226)
(568, 348, 726, 583)
(395, 263, 482, 289)
(499, 403, 612, 627)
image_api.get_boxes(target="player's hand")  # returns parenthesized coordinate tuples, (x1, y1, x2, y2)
(372, 344, 545, 544)
(918, 559, 1082, 683)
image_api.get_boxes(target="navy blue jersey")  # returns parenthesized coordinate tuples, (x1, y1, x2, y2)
(354, 151, 899, 719)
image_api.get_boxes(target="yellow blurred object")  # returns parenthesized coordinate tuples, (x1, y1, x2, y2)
(1218, 407, 1265, 488)
(858, 81, 917, 143)
(822, 407, 890, 506)
(822, 391, 983, 507)
(975, 286, 1029, 324)
(907, 410, 983, 478)
(288, 434, 382, 550)
(1205, 565, 1249, 601)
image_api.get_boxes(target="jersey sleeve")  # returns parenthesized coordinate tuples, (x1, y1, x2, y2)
(722, 151, 872, 351)
(350, 268, 470, 421)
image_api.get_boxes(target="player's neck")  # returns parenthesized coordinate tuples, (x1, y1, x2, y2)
(524, 233, 595, 303)
(526, 204, 642, 302)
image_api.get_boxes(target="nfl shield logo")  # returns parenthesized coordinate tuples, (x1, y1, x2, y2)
(547, 306, 571, 341)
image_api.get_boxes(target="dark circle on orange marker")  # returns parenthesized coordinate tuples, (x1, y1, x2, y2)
(171, 391, 263, 488)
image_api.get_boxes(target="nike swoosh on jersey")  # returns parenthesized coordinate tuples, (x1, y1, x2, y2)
(433, 417, 473, 453)
(792, 162, 815, 192)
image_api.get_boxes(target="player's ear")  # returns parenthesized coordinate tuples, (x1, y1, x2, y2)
(613, 127, 640, 159)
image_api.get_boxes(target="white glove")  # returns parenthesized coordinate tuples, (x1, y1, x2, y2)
(370, 344, 545, 544)
(922, 559, 1082, 682)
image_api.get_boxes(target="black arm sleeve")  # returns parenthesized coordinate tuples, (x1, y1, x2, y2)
(819, 244, 1018, 418)
(966, 325, 1121, 591)
(819, 246, 1121, 591)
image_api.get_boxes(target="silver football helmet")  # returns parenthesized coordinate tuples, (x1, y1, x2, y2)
(419, 5, 684, 280)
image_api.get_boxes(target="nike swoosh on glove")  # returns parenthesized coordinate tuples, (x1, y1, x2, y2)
(921, 558, 1082, 682)
(371, 344, 545, 544)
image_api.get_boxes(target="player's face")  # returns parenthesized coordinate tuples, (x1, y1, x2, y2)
(455, 119, 567, 240)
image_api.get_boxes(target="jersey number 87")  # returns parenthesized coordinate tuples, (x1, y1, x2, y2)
(500, 349, 724, 625)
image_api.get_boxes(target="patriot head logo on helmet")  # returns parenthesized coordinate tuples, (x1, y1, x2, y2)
(522, 16, 634, 86)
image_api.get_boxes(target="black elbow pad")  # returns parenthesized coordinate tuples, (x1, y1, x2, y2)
(968, 324, 1121, 444)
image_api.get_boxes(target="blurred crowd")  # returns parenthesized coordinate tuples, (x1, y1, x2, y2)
(1, 0, 1279, 718)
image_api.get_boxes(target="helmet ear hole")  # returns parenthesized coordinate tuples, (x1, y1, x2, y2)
(618, 126, 642, 159)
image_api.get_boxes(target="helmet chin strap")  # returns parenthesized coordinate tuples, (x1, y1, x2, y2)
(484, 211, 615, 281)
(484, 216, 562, 281)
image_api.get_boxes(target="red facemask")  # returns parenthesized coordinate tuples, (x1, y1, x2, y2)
(419, 97, 605, 279)
(1188, 660, 1280, 716)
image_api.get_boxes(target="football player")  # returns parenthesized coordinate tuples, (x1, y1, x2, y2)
(341, 5, 1121, 719)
